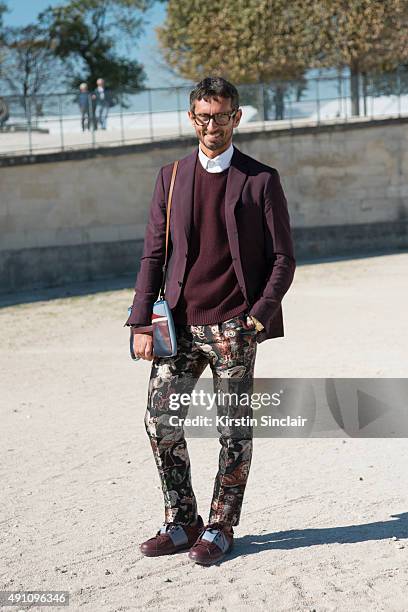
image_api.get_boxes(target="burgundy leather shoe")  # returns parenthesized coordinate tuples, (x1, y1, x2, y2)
(188, 523, 234, 566)
(140, 516, 204, 557)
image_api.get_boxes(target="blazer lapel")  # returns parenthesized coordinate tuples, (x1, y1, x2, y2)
(225, 146, 249, 302)
(225, 146, 248, 215)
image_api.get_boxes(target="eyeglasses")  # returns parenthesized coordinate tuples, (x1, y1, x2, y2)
(192, 110, 238, 126)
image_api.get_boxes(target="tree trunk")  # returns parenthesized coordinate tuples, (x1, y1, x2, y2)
(263, 84, 270, 121)
(350, 60, 360, 116)
(274, 85, 285, 120)
(362, 71, 368, 116)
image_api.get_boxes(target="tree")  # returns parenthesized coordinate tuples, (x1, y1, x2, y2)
(305, 0, 408, 115)
(0, 24, 63, 117)
(158, 0, 408, 118)
(39, 0, 155, 92)
(0, 1, 6, 33)
(0, 1, 7, 60)
(157, 0, 311, 120)
(0, 3, 10, 126)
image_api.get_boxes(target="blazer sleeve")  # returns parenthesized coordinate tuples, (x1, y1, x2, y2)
(124, 168, 167, 326)
(249, 169, 296, 326)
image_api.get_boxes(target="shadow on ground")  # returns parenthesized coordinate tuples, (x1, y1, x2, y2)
(1, 248, 407, 309)
(0, 274, 136, 308)
(229, 512, 408, 559)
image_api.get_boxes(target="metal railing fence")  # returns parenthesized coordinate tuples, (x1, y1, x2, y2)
(0, 70, 407, 157)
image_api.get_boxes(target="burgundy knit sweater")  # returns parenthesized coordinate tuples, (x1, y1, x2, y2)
(171, 160, 247, 325)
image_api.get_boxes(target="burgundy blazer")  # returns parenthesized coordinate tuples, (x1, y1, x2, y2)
(126, 145, 296, 343)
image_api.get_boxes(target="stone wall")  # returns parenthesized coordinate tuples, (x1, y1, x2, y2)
(1, 118, 407, 293)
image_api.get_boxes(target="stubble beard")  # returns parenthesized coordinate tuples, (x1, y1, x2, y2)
(200, 131, 227, 151)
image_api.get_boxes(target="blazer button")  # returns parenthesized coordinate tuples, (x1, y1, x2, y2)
(178, 281, 183, 287)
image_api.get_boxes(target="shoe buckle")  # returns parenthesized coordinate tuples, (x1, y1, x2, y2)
(201, 528, 230, 552)
(159, 523, 189, 547)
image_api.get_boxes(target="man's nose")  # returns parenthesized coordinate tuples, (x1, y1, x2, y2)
(206, 117, 218, 130)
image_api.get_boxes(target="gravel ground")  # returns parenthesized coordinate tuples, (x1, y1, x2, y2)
(1, 252, 407, 612)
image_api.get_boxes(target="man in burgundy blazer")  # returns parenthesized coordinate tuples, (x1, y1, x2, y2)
(126, 142, 295, 344)
(125, 77, 296, 566)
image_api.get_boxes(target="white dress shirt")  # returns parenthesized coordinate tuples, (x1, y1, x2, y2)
(198, 143, 234, 173)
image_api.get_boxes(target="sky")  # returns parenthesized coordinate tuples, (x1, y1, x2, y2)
(3, 0, 186, 88)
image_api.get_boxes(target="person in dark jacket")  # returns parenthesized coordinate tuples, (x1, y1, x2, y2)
(0, 96, 9, 129)
(125, 77, 296, 566)
(93, 78, 113, 129)
(76, 83, 94, 131)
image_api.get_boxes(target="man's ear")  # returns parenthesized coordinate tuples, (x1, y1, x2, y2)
(188, 110, 196, 126)
(233, 108, 242, 127)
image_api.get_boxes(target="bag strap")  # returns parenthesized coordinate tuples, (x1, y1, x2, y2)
(158, 160, 179, 300)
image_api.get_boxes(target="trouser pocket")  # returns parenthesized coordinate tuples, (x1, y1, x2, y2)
(222, 312, 257, 335)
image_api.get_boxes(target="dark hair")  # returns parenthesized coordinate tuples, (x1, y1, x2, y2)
(189, 77, 239, 112)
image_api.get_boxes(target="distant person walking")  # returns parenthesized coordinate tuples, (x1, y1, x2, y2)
(76, 83, 94, 132)
(0, 96, 9, 129)
(93, 78, 113, 130)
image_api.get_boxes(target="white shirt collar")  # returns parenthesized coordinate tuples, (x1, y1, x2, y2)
(198, 143, 234, 173)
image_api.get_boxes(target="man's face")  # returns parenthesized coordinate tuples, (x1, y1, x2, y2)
(188, 96, 242, 154)
(97, 79, 104, 87)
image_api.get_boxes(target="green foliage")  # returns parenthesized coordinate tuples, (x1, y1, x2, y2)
(39, 0, 153, 91)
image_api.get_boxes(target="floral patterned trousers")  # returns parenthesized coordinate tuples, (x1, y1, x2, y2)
(144, 312, 258, 527)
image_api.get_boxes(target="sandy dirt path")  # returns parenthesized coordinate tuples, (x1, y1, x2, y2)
(1, 252, 407, 611)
